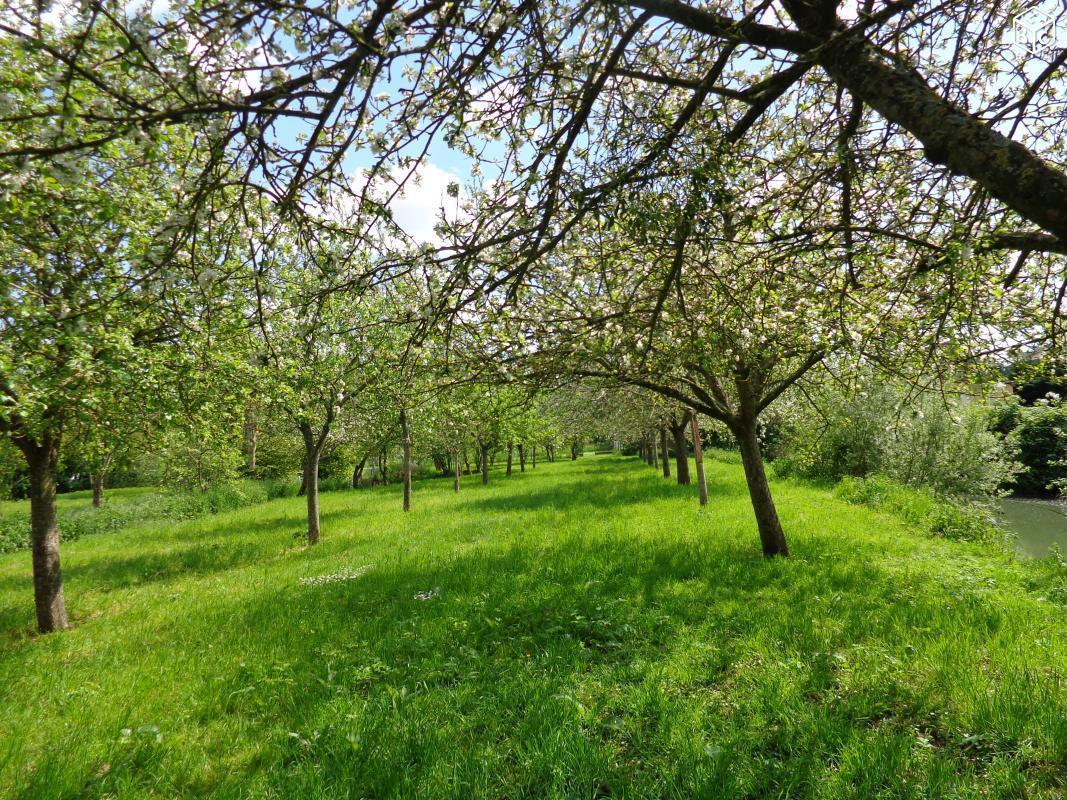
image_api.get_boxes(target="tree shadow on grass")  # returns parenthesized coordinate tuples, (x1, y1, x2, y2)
(469, 470, 739, 514)
(5, 517, 1055, 800)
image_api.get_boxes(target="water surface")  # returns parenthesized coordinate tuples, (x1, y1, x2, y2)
(998, 498, 1067, 558)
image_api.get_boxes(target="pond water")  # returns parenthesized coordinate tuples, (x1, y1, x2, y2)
(998, 498, 1067, 558)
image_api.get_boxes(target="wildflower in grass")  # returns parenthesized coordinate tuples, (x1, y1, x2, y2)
(299, 565, 375, 586)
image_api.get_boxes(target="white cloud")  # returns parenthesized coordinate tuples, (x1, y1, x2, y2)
(381, 161, 467, 245)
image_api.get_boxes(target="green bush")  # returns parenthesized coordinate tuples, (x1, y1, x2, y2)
(835, 474, 1009, 547)
(777, 382, 1016, 497)
(1006, 401, 1067, 496)
(264, 478, 301, 499)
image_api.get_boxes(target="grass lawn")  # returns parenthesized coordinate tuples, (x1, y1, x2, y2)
(0, 455, 1063, 799)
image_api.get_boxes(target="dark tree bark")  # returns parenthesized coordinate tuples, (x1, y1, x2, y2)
(298, 459, 308, 497)
(659, 426, 671, 478)
(632, 0, 1067, 246)
(299, 423, 326, 545)
(518, 443, 526, 472)
(15, 432, 69, 633)
(733, 419, 787, 557)
(400, 408, 412, 512)
(811, 26, 1067, 244)
(90, 462, 109, 508)
(453, 448, 461, 492)
(480, 442, 490, 485)
(689, 410, 708, 507)
(570, 439, 579, 460)
(352, 452, 369, 488)
(379, 449, 389, 485)
(463, 449, 472, 475)
(506, 443, 513, 476)
(670, 418, 690, 485)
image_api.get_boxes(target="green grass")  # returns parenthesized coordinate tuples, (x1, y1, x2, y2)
(0, 455, 1064, 799)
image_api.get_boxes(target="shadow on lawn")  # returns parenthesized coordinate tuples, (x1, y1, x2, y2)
(124, 534, 973, 798)
(469, 470, 739, 514)
(6, 506, 1044, 800)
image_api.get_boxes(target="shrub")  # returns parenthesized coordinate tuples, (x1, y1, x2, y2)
(264, 478, 301, 499)
(884, 401, 1015, 497)
(1006, 401, 1067, 496)
(776, 381, 1017, 497)
(835, 475, 1009, 547)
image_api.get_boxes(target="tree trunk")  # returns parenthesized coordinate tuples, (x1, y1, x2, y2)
(379, 449, 389, 485)
(90, 465, 108, 508)
(571, 439, 579, 460)
(300, 424, 323, 545)
(689, 410, 708, 507)
(671, 421, 691, 485)
(734, 420, 787, 557)
(453, 448, 461, 492)
(17, 433, 69, 633)
(518, 444, 526, 472)
(480, 443, 490, 485)
(659, 426, 671, 478)
(400, 409, 412, 512)
(352, 452, 368, 488)
(506, 443, 513, 476)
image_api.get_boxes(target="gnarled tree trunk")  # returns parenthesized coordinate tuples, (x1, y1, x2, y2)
(352, 452, 368, 488)
(16, 432, 69, 633)
(689, 410, 708, 507)
(670, 419, 691, 485)
(733, 419, 787, 557)
(400, 408, 412, 512)
(91, 469, 106, 508)
(518, 443, 526, 472)
(299, 423, 327, 545)
(659, 426, 671, 478)
(379, 449, 389, 485)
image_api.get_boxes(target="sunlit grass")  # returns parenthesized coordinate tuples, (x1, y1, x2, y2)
(0, 455, 1063, 798)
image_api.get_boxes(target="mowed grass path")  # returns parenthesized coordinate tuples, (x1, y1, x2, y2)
(0, 455, 1063, 799)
